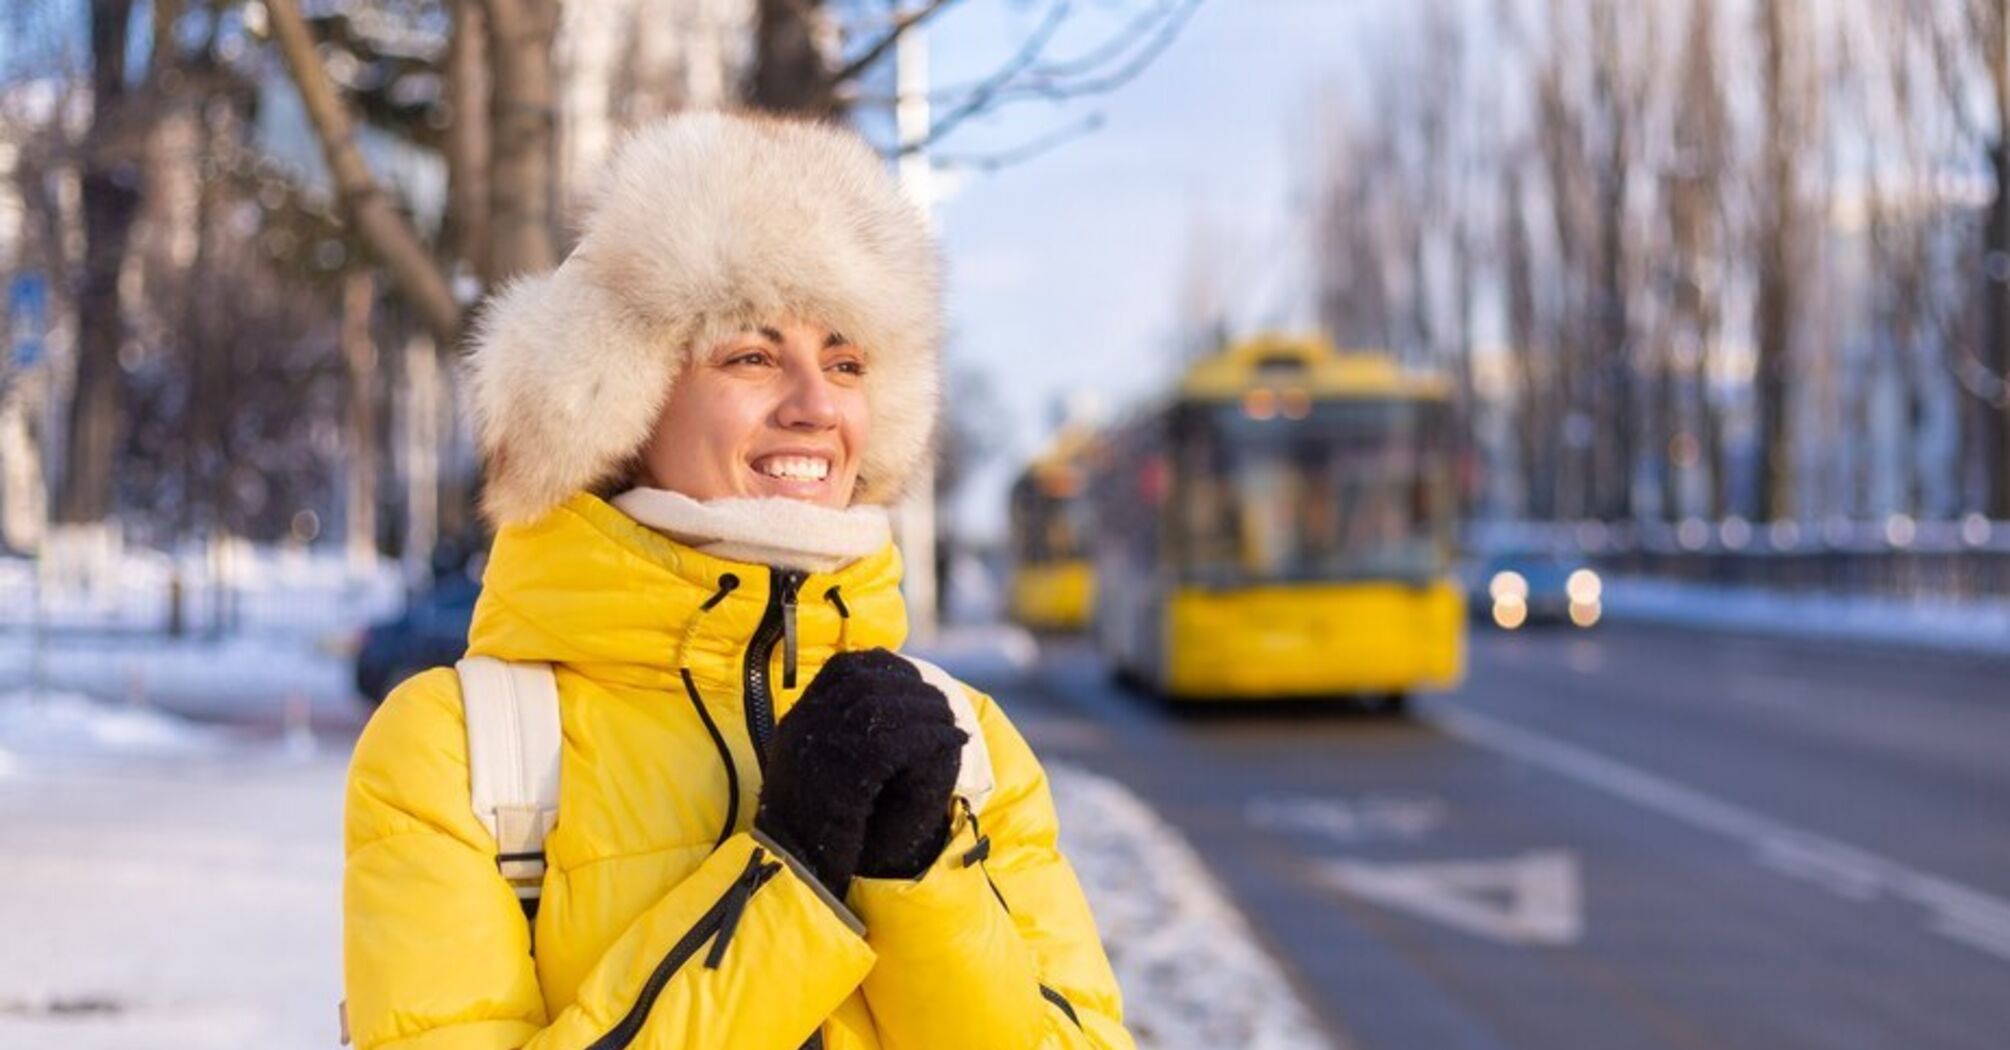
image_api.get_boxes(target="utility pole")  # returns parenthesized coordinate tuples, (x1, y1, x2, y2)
(894, 6, 940, 637)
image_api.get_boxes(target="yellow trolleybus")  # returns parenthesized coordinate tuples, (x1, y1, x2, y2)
(1089, 334, 1464, 706)
(1007, 426, 1098, 631)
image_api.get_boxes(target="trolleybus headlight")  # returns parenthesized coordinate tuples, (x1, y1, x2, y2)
(1492, 596, 1528, 630)
(1566, 568, 1602, 605)
(1568, 600, 1602, 628)
(1488, 570, 1528, 602)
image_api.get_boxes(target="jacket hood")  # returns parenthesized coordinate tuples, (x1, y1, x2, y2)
(467, 493, 908, 691)
(466, 112, 943, 527)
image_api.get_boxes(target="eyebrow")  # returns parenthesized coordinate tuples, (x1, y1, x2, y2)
(749, 327, 851, 349)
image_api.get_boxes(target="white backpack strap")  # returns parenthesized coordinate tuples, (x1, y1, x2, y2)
(457, 656, 561, 916)
(901, 655, 996, 818)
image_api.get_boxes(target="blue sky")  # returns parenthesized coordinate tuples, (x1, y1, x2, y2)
(922, 0, 1402, 538)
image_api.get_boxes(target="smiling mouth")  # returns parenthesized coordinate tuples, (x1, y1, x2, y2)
(752, 455, 833, 482)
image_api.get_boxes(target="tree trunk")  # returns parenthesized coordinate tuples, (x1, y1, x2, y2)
(480, 0, 560, 281)
(343, 273, 380, 567)
(445, 0, 493, 282)
(59, 0, 145, 525)
(1753, 0, 1802, 522)
(749, 0, 838, 116)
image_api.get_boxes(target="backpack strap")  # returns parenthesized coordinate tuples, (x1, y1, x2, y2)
(900, 655, 996, 818)
(457, 656, 561, 921)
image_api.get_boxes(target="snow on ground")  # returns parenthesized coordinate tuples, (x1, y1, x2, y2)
(1600, 576, 2010, 656)
(0, 736, 346, 1049)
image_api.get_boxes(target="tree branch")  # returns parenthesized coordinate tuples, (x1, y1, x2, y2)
(265, 0, 462, 347)
(900, 1, 1073, 155)
(932, 111, 1105, 173)
(831, 0, 964, 88)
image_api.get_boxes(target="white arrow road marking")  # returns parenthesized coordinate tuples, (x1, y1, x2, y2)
(1437, 707, 2010, 964)
(1322, 850, 1584, 946)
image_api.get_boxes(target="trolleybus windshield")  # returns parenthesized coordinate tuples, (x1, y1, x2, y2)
(1171, 398, 1452, 586)
(1010, 471, 1090, 564)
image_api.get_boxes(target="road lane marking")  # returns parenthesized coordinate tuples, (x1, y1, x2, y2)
(1322, 850, 1583, 946)
(1247, 793, 1449, 844)
(1436, 707, 2010, 964)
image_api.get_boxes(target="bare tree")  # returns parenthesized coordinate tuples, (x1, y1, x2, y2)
(1752, 0, 1814, 522)
(1662, 0, 1730, 520)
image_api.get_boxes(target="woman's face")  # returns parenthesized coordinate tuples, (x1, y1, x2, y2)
(638, 320, 872, 508)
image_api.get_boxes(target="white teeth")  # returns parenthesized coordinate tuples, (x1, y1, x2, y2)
(755, 455, 831, 481)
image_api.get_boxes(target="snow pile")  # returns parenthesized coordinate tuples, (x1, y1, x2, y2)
(0, 690, 232, 769)
(1051, 763, 1337, 1050)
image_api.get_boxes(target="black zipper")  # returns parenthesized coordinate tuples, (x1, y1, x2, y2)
(742, 566, 806, 769)
(584, 848, 781, 1050)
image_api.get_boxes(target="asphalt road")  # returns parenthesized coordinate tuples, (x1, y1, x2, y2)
(964, 623, 2010, 1050)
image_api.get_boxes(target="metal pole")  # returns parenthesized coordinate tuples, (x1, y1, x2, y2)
(894, 7, 940, 636)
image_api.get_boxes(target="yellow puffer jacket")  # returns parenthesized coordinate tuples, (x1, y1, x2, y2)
(343, 494, 1133, 1049)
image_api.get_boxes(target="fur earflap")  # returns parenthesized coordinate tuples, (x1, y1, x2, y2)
(465, 113, 943, 527)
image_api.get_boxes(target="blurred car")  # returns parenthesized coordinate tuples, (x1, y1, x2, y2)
(354, 547, 484, 705)
(1468, 550, 1602, 630)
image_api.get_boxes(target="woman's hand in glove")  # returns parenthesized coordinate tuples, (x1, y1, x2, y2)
(754, 649, 967, 898)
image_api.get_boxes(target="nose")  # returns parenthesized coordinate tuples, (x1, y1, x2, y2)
(774, 359, 841, 431)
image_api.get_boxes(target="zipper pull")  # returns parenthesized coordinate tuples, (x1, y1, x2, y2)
(707, 849, 777, 969)
(781, 572, 802, 690)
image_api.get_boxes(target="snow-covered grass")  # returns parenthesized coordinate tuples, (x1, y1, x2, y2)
(1600, 576, 2010, 656)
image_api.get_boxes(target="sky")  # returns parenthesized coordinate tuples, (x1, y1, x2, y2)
(919, 0, 1405, 540)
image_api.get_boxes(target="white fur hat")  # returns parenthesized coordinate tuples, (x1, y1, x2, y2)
(465, 113, 942, 526)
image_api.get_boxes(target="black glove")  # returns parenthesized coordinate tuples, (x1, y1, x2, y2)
(754, 649, 967, 897)
(856, 661, 966, 881)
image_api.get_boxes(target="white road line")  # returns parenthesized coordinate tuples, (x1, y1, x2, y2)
(1435, 706, 2010, 964)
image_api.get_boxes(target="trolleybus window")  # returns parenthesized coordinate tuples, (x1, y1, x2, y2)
(1171, 399, 1452, 586)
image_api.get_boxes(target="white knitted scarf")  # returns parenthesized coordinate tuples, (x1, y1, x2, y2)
(611, 487, 892, 575)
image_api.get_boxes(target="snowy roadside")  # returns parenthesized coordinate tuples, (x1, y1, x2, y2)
(1051, 762, 1338, 1050)
(916, 624, 1340, 1050)
(1599, 576, 2010, 657)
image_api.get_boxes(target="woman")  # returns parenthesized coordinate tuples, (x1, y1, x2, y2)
(342, 113, 1132, 1050)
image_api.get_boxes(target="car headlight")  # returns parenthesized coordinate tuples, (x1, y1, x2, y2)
(1489, 570, 1529, 602)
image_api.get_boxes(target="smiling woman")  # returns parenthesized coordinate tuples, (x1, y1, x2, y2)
(342, 112, 1134, 1050)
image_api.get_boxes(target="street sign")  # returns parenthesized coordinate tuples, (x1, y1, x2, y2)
(1322, 850, 1584, 946)
(8, 273, 48, 370)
